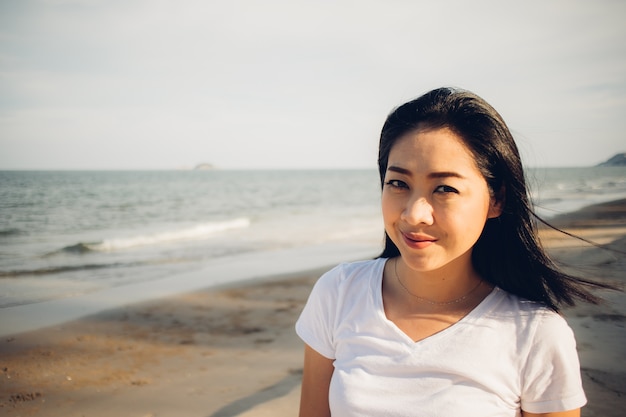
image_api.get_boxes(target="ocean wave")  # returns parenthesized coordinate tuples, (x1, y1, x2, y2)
(0, 262, 132, 278)
(0, 228, 23, 237)
(59, 242, 99, 254)
(56, 217, 251, 254)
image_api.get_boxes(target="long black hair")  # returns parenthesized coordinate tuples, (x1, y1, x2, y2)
(378, 87, 612, 311)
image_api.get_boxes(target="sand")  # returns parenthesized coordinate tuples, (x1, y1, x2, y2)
(1, 200, 625, 416)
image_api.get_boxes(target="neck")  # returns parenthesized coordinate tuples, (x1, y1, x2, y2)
(393, 257, 484, 305)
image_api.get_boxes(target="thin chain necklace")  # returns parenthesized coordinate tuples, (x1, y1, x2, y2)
(393, 258, 483, 306)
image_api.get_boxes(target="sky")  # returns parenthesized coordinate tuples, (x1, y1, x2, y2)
(1, 0, 625, 170)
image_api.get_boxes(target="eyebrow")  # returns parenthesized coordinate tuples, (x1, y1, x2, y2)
(387, 165, 467, 180)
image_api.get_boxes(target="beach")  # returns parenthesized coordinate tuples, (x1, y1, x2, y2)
(1, 199, 625, 416)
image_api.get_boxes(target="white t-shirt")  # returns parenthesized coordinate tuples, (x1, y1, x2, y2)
(295, 258, 586, 417)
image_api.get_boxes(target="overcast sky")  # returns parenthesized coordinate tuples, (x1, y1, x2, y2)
(1, 0, 625, 170)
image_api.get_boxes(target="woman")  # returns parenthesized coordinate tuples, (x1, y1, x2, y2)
(296, 87, 608, 416)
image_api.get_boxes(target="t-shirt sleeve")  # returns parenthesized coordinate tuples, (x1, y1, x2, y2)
(295, 266, 342, 360)
(520, 311, 587, 413)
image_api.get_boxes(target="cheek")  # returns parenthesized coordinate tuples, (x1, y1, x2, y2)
(445, 202, 491, 237)
(381, 192, 400, 222)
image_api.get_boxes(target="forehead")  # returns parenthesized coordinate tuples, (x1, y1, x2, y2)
(388, 127, 480, 174)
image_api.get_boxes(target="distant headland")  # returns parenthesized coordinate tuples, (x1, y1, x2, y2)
(193, 163, 215, 170)
(596, 153, 626, 167)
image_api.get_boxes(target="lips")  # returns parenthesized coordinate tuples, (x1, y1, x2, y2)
(401, 231, 437, 249)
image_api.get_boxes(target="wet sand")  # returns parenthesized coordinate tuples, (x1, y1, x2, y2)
(1, 199, 625, 416)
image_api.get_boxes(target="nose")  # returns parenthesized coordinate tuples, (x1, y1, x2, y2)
(401, 197, 434, 225)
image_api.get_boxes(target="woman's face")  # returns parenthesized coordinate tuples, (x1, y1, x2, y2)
(381, 127, 502, 274)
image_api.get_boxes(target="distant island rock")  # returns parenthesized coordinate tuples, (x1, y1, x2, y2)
(193, 163, 215, 170)
(596, 153, 626, 167)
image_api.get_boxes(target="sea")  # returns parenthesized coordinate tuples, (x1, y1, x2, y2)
(1, 167, 625, 311)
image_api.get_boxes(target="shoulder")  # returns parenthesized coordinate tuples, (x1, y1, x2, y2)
(314, 258, 386, 293)
(296, 258, 387, 359)
(484, 289, 574, 342)
(303, 258, 386, 318)
(489, 288, 562, 320)
(324, 257, 386, 278)
(489, 289, 578, 358)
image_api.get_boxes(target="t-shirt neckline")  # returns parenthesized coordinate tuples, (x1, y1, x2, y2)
(372, 257, 501, 346)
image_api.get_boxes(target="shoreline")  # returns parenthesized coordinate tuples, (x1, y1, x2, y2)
(0, 242, 379, 338)
(1, 199, 625, 416)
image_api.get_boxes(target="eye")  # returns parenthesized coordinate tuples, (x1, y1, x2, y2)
(434, 185, 459, 194)
(385, 179, 409, 190)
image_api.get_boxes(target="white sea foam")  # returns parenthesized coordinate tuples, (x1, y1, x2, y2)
(86, 218, 251, 252)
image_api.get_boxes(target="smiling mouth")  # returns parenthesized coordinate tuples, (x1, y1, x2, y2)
(402, 232, 437, 248)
